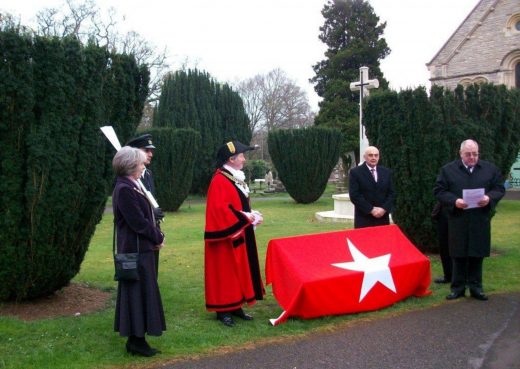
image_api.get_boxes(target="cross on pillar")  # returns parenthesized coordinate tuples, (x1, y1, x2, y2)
(349, 66, 379, 164)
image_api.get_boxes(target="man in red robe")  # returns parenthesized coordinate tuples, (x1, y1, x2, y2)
(204, 141, 265, 327)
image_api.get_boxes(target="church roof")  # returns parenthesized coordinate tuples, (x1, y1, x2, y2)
(426, 0, 500, 67)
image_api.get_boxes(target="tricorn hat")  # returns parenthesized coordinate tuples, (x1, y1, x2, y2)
(216, 140, 255, 167)
(126, 134, 155, 149)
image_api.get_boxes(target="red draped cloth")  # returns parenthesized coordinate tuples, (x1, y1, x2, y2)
(266, 225, 431, 325)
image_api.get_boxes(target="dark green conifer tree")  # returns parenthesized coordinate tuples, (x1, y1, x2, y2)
(0, 27, 148, 301)
(311, 0, 390, 164)
(154, 69, 251, 193)
(0, 27, 34, 300)
(364, 84, 520, 252)
(268, 127, 341, 204)
(145, 127, 200, 211)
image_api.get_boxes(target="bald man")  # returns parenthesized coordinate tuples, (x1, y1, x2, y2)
(434, 139, 504, 301)
(348, 146, 395, 229)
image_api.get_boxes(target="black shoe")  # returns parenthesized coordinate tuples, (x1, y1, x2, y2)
(126, 341, 156, 357)
(470, 291, 488, 301)
(446, 291, 465, 300)
(216, 313, 235, 327)
(434, 277, 450, 284)
(142, 340, 161, 355)
(232, 308, 253, 321)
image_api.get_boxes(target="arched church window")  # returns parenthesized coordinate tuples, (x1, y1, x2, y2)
(459, 78, 472, 88)
(516, 63, 520, 88)
(500, 51, 520, 89)
(506, 14, 520, 35)
(472, 77, 488, 85)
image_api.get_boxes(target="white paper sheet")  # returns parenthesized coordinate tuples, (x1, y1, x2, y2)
(463, 188, 485, 209)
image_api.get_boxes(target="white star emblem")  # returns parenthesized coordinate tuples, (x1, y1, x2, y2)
(332, 238, 396, 302)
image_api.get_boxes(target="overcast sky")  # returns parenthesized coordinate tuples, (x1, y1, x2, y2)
(1, 0, 480, 110)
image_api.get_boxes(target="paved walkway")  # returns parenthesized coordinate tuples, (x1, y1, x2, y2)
(504, 189, 520, 201)
(155, 292, 520, 369)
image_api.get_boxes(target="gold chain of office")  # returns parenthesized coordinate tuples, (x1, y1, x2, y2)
(219, 170, 248, 189)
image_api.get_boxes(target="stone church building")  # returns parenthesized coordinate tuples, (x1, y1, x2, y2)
(427, 0, 520, 89)
(426, 0, 520, 186)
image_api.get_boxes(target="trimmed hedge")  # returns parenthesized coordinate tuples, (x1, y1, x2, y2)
(143, 127, 200, 211)
(153, 69, 251, 194)
(364, 84, 520, 251)
(244, 160, 270, 182)
(0, 28, 148, 301)
(268, 127, 341, 204)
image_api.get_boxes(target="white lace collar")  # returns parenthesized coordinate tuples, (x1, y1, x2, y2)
(223, 164, 250, 197)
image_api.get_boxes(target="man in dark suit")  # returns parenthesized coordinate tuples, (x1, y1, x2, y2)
(434, 139, 504, 301)
(348, 146, 395, 229)
(127, 133, 164, 273)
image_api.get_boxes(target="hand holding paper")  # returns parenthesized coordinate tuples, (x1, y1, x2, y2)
(462, 188, 485, 209)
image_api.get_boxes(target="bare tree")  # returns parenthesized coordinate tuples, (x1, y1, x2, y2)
(0, 12, 30, 32)
(115, 30, 169, 103)
(35, 0, 168, 102)
(237, 68, 314, 134)
(236, 75, 264, 133)
(36, 0, 99, 39)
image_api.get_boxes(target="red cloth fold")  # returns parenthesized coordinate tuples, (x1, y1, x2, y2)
(266, 225, 431, 325)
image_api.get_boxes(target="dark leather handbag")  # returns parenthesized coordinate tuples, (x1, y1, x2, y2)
(113, 219, 140, 281)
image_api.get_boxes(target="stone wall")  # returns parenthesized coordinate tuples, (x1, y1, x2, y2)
(427, 0, 520, 89)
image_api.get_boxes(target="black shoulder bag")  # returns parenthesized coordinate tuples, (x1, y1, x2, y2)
(113, 217, 140, 281)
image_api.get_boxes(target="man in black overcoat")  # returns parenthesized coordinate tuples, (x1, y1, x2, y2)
(348, 146, 395, 229)
(434, 139, 505, 301)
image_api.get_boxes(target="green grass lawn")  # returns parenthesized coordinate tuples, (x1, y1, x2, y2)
(0, 195, 519, 369)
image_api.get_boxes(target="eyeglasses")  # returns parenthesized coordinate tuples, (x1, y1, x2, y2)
(463, 152, 479, 157)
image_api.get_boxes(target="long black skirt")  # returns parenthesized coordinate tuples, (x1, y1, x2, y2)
(114, 251, 166, 337)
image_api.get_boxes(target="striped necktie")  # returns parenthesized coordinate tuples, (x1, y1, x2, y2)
(370, 168, 377, 182)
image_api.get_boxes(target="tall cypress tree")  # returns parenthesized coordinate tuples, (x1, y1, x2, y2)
(0, 27, 34, 299)
(154, 69, 251, 193)
(0, 28, 148, 301)
(311, 0, 390, 163)
(268, 127, 341, 204)
(145, 127, 200, 211)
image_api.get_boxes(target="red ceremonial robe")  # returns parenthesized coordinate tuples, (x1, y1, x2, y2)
(204, 168, 265, 312)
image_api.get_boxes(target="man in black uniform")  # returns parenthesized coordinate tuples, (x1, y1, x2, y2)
(126, 133, 164, 273)
(126, 134, 164, 222)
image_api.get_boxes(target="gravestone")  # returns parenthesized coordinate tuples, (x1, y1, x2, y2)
(315, 194, 355, 222)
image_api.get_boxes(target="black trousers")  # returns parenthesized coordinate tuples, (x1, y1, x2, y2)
(451, 257, 484, 293)
(437, 214, 452, 280)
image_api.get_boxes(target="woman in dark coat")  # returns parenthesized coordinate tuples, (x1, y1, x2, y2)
(112, 146, 166, 357)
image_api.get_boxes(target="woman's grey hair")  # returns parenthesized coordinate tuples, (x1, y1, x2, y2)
(112, 146, 146, 177)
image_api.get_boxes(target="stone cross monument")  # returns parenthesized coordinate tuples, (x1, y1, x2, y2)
(315, 67, 380, 223)
(349, 66, 379, 163)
